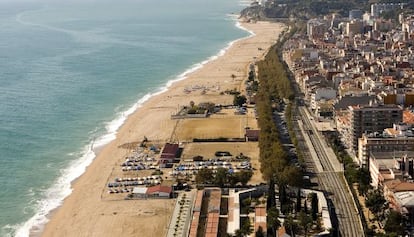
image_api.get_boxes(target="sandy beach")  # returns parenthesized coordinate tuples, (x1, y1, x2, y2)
(40, 20, 285, 237)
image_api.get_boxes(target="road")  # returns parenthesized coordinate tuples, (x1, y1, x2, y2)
(298, 106, 364, 237)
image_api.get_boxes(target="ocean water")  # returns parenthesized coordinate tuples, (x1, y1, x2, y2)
(0, 0, 250, 236)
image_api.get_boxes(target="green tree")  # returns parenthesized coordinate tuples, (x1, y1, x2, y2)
(281, 166, 303, 187)
(267, 207, 281, 237)
(310, 192, 318, 221)
(251, 81, 259, 92)
(228, 173, 239, 187)
(240, 218, 253, 236)
(298, 211, 312, 237)
(365, 189, 386, 218)
(234, 95, 247, 107)
(214, 167, 229, 187)
(261, 142, 288, 181)
(357, 168, 372, 196)
(195, 168, 213, 184)
(236, 170, 253, 186)
(189, 100, 195, 108)
(279, 185, 290, 215)
(234, 229, 244, 237)
(255, 226, 265, 237)
(296, 189, 302, 213)
(248, 71, 255, 81)
(284, 214, 299, 237)
(384, 210, 405, 236)
(267, 179, 276, 209)
(303, 199, 308, 214)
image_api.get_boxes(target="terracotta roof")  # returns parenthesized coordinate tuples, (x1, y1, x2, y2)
(403, 110, 414, 124)
(205, 213, 219, 237)
(385, 179, 414, 192)
(146, 185, 172, 194)
(194, 190, 204, 212)
(254, 206, 267, 232)
(208, 188, 221, 213)
(189, 212, 200, 237)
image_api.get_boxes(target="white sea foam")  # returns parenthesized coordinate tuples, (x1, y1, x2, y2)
(12, 11, 255, 237)
(236, 21, 256, 37)
(92, 93, 151, 149)
(13, 143, 95, 237)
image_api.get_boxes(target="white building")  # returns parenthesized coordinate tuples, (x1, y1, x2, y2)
(371, 3, 404, 18)
(310, 88, 337, 111)
(358, 123, 414, 166)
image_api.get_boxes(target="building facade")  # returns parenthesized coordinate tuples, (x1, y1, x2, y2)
(348, 104, 403, 152)
(358, 123, 414, 165)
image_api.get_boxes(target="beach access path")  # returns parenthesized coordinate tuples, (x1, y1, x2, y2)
(40, 21, 285, 237)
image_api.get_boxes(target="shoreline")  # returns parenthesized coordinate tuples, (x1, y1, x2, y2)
(14, 17, 251, 237)
(33, 20, 285, 237)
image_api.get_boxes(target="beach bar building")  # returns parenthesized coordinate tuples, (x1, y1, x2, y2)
(132, 185, 172, 199)
(160, 143, 180, 167)
(146, 185, 172, 198)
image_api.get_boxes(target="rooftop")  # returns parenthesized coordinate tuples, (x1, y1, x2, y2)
(385, 179, 414, 192)
(403, 110, 414, 124)
(146, 185, 172, 194)
(395, 191, 414, 207)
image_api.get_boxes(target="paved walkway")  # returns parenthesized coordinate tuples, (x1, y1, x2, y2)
(166, 190, 196, 237)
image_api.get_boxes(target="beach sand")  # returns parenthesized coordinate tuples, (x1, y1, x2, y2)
(40, 21, 285, 237)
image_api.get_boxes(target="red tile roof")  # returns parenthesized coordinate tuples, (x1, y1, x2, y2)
(254, 206, 267, 232)
(205, 213, 219, 237)
(385, 179, 414, 192)
(403, 110, 414, 124)
(146, 185, 172, 194)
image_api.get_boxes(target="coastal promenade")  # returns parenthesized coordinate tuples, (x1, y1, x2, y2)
(40, 21, 285, 237)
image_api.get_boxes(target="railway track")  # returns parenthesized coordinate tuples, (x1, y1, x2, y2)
(298, 106, 364, 237)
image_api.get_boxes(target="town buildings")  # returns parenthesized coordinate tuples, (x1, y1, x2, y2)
(348, 103, 403, 153)
(283, 5, 414, 221)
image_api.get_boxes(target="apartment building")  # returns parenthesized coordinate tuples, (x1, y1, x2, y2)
(358, 123, 414, 165)
(346, 103, 403, 152)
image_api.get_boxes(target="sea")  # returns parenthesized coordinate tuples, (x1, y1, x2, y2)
(0, 0, 251, 236)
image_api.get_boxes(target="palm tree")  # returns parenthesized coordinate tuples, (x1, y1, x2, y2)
(189, 100, 195, 108)
(231, 74, 237, 80)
